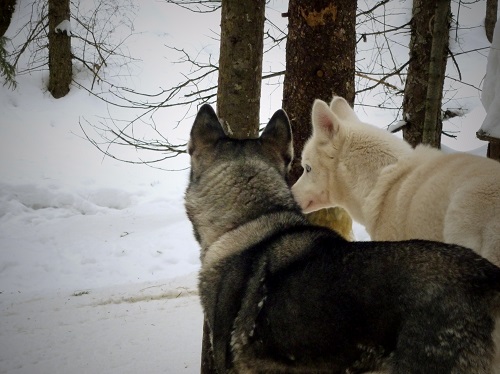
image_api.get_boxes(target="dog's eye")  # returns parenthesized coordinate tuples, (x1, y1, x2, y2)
(305, 164, 311, 173)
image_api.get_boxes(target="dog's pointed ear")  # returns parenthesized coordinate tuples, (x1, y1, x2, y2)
(311, 99, 341, 138)
(329, 96, 360, 122)
(189, 104, 226, 155)
(260, 109, 294, 167)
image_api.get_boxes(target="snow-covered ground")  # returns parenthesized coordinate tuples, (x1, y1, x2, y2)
(0, 1, 496, 373)
(1, 2, 211, 372)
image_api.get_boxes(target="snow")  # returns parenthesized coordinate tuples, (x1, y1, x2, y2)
(1, 276, 202, 373)
(387, 120, 407, 133)
(481, 21, 500, 139)
(55, 20, 71, 35)
(0, 1, 496, 373)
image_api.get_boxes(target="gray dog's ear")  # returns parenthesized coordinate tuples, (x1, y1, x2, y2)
(189, 104, 226, 155)
(260, 109, 294, 167)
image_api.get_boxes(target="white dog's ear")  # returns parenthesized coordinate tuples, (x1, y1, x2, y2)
(311, 99, 340, 138)
(329, 96, 360, 122)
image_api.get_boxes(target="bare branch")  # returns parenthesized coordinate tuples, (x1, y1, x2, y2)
(162, 0, 221, 13)
(72, 0, 490, 166)
(357, 0, 391, 18)
(356, 60, 410, 94)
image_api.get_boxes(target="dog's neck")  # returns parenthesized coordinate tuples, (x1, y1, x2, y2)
(201, 211, 307, 268)
(335, 129, 413, 226)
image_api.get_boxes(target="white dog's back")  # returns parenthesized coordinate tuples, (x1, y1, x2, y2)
(367, 145, 500, 263)
(292, 97, 500, 266)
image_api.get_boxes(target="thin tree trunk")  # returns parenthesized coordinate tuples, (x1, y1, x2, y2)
(48, 0, 72, 98)
(216, 0, 266, 139)
(485, 0, 498, 43)
(482, 0, 498, 159)
(403, 0, 450, 148)
(422, 0, 450, 147)
(283, 0, 356, 241)
(200, 320, 215, 373)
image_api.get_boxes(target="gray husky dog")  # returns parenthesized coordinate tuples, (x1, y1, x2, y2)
(185, 104, 500, 374)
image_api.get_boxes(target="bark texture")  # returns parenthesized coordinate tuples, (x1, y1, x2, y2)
(200, 319, 215, 374)
(487, 142, 500, 162)
(477, 131, 500, 162)
(48, 0, 72, 98)
(283, 0, 356, 241)
(421, 0, 450, 147)
(216, 0, 266, 138)
(283, 0, 356, 182)
(402, 0, 450, 148)
(0, 0, 17, 37)
(485, 0, 498, 43)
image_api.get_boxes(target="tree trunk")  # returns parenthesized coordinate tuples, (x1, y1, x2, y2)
(482, 0, 498, 160)
(485, 0, 498, 43)
(0, 0, 17, 37)
(200, 320, 215, 373)
(477, 131, 500, 162)
(283, 0, 356, 241)
(421, 0, 450, 147)
(402, 0, 450, 148)
(0, 0, 17, 88)
(216, 0, 266, 139)
(487, 142, 500, 161)
(48, 0, 72, 98)
(201, 1, 266, 373)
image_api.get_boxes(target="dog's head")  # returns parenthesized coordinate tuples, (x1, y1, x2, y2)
(291, 97, 355, 213)
(292, 96, 413, 216)
(185, 104, 294, 250)
(187, 104, 293, 182)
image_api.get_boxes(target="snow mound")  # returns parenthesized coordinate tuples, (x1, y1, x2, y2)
(0, 183, 134, 219)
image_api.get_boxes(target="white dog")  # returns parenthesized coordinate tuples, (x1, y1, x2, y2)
(292, 96, 500, 266)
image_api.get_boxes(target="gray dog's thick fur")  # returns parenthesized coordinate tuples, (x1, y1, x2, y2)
(185, 104, 500, 374)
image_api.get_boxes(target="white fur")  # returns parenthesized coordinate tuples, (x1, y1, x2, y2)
(292, 97, 500, 266)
